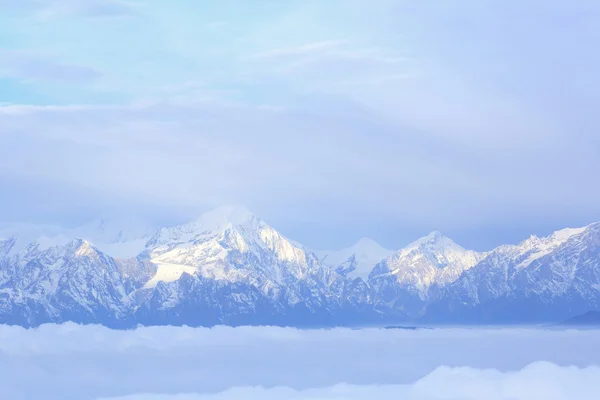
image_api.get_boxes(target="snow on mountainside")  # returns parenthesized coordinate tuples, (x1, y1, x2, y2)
(317, 238, 394, 280)
(131, 206, 378, 326)
(143, 206, 321, 288)
(134, 206, 374, 325)
(370, 231, 484, 302)
(0, 238, 154, 327)
(0, 223, 66, 257)
(1, 208, 600, 327)
(511, 227, 586, 270)
(71, 214, 157, 258)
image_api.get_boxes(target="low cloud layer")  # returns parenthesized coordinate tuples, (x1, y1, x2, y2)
(102, 362, 600, 400)
(0, 49, 102, 83)
(1, 324, 599, 399)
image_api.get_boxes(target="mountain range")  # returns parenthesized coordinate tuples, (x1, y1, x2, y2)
(1, 205, 599, 328)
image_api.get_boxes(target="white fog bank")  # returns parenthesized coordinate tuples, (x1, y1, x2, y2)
(103, 362, 600, 400)
(0, 324, 599, 399)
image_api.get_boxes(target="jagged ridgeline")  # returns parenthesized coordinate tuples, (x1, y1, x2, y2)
(1, 206, 599, 327)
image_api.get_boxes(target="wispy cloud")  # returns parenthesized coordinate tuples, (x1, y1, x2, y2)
(1, 100, 599, 250)
(249, 40, 349, 60)
(0, 0, 137, 18)
(2, 0, 600, 248)
(0, 50, 102, 83)
(38, 0, 137, 19)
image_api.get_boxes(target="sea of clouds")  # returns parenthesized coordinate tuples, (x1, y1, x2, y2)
(1, 324, 599, 399)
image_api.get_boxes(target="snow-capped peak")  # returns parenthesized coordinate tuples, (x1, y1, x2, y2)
(146, 205, 261, 248)
(143, 205, 319, 289)
(318, 238, 394, 280)
(66, 238, 98, 257)
(402, 231, 454, 252)
(193, 205, 258, 231)
(65, 213, 158, 259)
(0, 222, 68, 257)
(370, 232, 484, 300)
(0, 214, 157, 260)
(393, 231, 482, 271)
(355, 237, 388, 249)
(72, 213, 156, 244)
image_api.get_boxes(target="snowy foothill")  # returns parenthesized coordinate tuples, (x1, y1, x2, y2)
(1, 324, 600, 399)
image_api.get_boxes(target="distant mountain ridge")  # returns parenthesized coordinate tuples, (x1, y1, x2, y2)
(317, 237, 394, 280)
(561, 310, 600, 325)
(426, 223, 600, 323)
(1, 206, 599, 327)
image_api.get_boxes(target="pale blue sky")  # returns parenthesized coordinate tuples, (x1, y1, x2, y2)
(1, 0, 599, 251)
